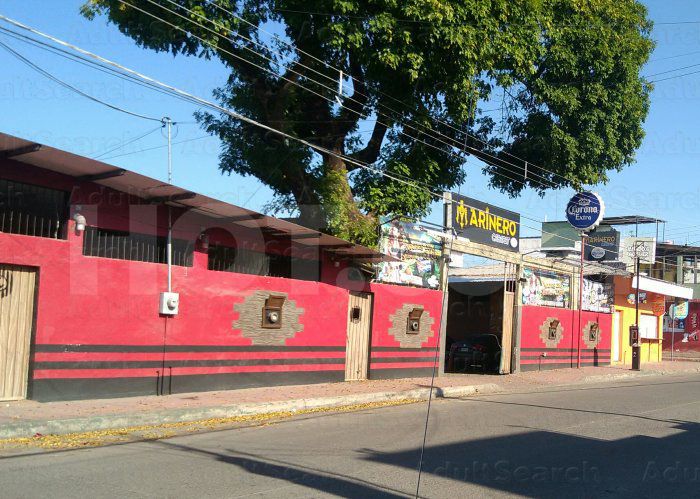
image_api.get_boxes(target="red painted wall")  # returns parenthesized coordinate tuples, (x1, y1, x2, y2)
(1, 159, 443, 399)
(519, 305, 612, 370)
(368, 283, 443, 377)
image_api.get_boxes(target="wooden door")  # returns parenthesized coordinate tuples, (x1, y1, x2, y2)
(500, 263, 516, 374)
(0, 264, 37, 401)
(345, 292, 373, 381)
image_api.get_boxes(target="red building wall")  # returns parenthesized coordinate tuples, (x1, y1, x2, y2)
(367, 282, 442, 379)
(519, 305, 612, 371)
(1, 160, 443, 400)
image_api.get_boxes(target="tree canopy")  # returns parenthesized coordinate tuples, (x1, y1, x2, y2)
(82, 0, 654, 246)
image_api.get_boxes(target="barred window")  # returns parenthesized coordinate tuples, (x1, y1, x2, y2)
(0, 178, 68, 239)
(82, 226, 193, 266)
(208, 244, 319, 281)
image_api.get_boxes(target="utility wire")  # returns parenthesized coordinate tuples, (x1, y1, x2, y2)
(0, 13, 689, 274)
(203, 0, 569, 187)
(0, 37, 163, 122)
(200, 0, 681, 217)
(130, 0, 563, 193)
(92, 125, 164, 159)
(120, 0, 537, 193)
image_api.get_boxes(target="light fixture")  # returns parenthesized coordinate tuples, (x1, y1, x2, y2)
(73, 213, 86, 233)
(199, 232, 210, 251)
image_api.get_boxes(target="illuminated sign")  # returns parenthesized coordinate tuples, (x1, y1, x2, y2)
(447, 193, 520, 252)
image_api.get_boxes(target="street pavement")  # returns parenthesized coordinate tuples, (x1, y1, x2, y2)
(2, 374, 700, 498)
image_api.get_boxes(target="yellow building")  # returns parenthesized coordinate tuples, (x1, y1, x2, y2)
(612, 276, 692, 366)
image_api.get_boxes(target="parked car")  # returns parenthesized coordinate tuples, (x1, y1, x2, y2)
(447, 334, 502, 374)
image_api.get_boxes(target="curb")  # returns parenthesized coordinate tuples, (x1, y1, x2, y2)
(581, 366, 700, 384)
(0, 383, 502, 439)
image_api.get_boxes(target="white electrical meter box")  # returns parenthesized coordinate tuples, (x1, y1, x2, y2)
(159, 292, 180, 315)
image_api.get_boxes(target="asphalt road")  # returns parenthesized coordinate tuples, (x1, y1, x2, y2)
(3, 374, 700, 498)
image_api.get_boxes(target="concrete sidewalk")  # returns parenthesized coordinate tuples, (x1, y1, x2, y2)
(2, 361, 700, 439)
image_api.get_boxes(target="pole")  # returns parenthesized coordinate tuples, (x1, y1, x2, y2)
(670, 303, 676, 362)
(635, 255, 640, 336)
(632, 251, 641, 371)
(577, 233, 585, 368)
(164, 117, 173, 293)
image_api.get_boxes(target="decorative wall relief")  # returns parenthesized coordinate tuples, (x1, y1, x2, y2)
(388, 304, 435, 348)
(539, 317, 564, 348)
(233, 291, 304, 345)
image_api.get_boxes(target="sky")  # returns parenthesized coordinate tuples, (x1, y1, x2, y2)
(2, 0, 700, 243)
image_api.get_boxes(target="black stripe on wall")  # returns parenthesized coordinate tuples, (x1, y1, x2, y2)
(369, 367, 435, 380)
(371, 347, 439, 352)
(36, 356, 437, 370)
(520, 347, 610, 353)
(520, 355, 610, 361)
(30, 371, 346, 402)
(34, 344, 346, 353)
(370, 357, 436, 364)
(520, 362, 611, 372)
(34, 358, 347, 370)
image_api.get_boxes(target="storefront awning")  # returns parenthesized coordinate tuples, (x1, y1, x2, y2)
(632, 275, 693, 300)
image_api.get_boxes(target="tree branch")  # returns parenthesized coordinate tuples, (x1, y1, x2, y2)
(348, 120, 388, 168)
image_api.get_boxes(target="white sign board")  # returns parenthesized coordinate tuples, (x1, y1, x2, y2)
(639, 314, 659, 340)
(619, 237, 656, 271)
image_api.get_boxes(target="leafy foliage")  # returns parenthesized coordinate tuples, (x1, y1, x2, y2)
(82, 0, 653, 246)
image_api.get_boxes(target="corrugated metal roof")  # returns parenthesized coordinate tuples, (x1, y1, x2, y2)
(0, 131, 392, 263)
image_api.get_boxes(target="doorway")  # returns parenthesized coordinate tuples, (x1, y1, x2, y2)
(611, 311, 621, 362)
(0, 264, 37, 401)
(345, 291, 373, 381)
(445, 258, 517, 375)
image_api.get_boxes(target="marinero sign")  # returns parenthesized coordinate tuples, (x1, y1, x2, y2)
(584, 227, 620, 261)
(565, 191, 605, 232)
(447, 193, 520, 252)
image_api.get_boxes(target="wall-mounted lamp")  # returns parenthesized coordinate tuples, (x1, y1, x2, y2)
(407, 308, 424, 334)
(73, 213, 86, 233)
(199, 232, 210, 251)
(262, 295, 285, 329)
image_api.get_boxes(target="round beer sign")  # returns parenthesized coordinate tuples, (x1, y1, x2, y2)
(565, 191, 605, 232)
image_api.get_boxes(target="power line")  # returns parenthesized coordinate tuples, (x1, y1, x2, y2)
(99, 134, 211, 160)
(0, 37, 163, 122)
(0, 13, 690, 274)
(202, 0, 674, 209)
(0, 26, 192, 113)
(134, 0, 566, 193)
(271, 7, 683, 27)
(648, 69, 700, 84)
(122, 0, 547, 193)
(92, 125, 164, 159)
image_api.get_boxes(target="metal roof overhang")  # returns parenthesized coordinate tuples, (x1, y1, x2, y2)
(0, 132, 392, 263)
(548, 215, 665, 226)
(632, 275, 693, 300)
(656, 243, 700, 256)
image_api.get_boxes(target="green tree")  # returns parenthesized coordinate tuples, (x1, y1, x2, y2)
(82, 0, 653, 246)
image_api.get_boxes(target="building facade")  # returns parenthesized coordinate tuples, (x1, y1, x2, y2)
(0, 133, 442, 402)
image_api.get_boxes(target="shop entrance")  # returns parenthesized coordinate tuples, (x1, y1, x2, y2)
(445, 259, 517, 375)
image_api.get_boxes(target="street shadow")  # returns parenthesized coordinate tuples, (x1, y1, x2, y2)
(154, 440, 409, 498)
(364, 418, 700, 498)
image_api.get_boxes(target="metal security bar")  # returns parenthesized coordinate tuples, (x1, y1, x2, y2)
(82, 226, 193, 267)
(0, 178, 68, 239)
(208, 244, 319, 281)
